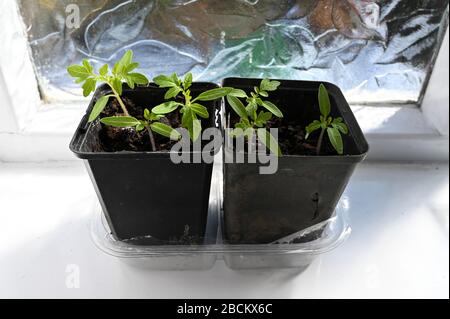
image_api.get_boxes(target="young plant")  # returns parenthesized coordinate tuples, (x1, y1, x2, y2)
(152, 73, 233, 141)
(306, 84, 349, 155)
(226, 79, 283, 156)
(100, 109, 182, 152)
(67, 50, 149, 122)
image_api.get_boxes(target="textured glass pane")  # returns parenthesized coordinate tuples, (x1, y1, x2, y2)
(18, 0, 449, 104)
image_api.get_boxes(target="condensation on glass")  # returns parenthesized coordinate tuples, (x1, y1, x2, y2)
(18, 0, 449, 104)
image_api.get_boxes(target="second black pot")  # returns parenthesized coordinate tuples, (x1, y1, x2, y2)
(70, 83, 220, 244)
(222, 78, 369, 244)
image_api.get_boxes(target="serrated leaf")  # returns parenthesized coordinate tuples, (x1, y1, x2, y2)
(165, 87, 182, 100)
(99, 64, 109, 77)
(227, 95, 247, 120)
(100, 116, 141, 128)
(327, 127, 344, 155)
(82, 59, 93, 73)
(257, 128, 282, 157)
(125, 62, 139, 73)
(152, 101, 181, 115)
(128, 73, 149, 85)
(262, 101, 283, 118)
(82, 78, 97, 97)
(170, 73, 180, 84)
(260, 79, 281, 92)
(191, 103, 209, 119)
(319, 84, 331, 117)
(153, 75, 178, 88)
(194, 87, 233, 102)
(184, 73, 193, 90)
(150, 122, 182, 141)
(89, 95, 110, 122)
(119, 50, 133, 68)
(67, 65, 90, 79)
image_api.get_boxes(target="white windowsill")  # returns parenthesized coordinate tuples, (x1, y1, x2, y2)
(0, 161, 447, 298)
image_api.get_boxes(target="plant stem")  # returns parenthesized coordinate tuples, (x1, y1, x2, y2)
(146, 126, 157, 152)
(317, 128, 326, 156)
(109, 85, 130, 117)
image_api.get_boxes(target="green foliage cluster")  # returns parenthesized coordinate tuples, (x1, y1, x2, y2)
(68, 50, 348, 155)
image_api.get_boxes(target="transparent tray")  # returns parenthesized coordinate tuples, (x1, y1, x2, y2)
(90, 162, 351, 271)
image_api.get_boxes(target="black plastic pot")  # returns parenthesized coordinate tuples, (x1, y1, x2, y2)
(222, 78, 369, 245)
(70, 83, 220, 244)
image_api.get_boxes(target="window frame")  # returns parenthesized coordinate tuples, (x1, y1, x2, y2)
(0, 0, 448, 162)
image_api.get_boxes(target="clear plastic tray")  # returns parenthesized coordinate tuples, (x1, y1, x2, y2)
(90, 161, 351, 271)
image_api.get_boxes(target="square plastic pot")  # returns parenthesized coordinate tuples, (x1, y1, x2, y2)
(222, 78, 369, 244)
(70, 83, 220, 244)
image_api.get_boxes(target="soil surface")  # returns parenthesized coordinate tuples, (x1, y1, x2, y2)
(99, 97, 182, 152)
(229, 116, 334, 156)
(97, 96, 334, 155)
(267, 117, 320, 156)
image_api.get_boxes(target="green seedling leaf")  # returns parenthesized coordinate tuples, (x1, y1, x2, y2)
(184, 73, 193, 90)
(227, 95, 248, 120)
(228, 89, 247, 98)
(260, 79, 281, 92)
(125, 62, 139, 73)
(255, 111, 273, 127)
(259, 91, 269, 98)
(246, 101, 258, 121)
(257, 128, 282, 157)
(170, 73, 180, 85)
(150, 122, 182, 141)
(191, 103, 209, 119)
(82, 78, 97, 97)
(128, 73, 149, 85)
(144, 109, 152, 121)
(111, 77, 123, 96)
(89, 95, 111, 122)
(332, 118, 349, 135)
(165, 87, 182, 100)
(67, 65, 91, 80)
(194, 87, 233, 102)
(305, 120, 322, 139)
(152, 101, 182, 115)
(327, 127, 344, 155)
(262, 101, 283, 118)
(181, 108, 201, 141)
(100, 116, 141, 128)
(82, 60, 94, 73)
(119, 50, 133, 69)
(319, 84, 331, 117)
(99, 64, 109, 77)
(153, 75, 178, 88)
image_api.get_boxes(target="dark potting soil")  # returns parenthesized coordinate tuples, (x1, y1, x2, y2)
(98, 97, 181, 152)
(97, 96, 334, 156)
(228, 117, 335, 156)
(267, 117, 320, 156)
